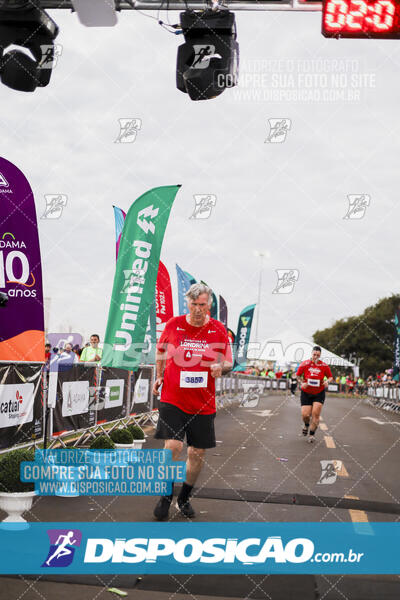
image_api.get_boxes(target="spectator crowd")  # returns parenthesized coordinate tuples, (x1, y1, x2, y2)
(44, 334, 103, 370)
(44, 339, 399, 397)
(241, 365, 399, 397)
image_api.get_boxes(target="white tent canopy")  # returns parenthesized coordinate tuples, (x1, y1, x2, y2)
(248, 328, 355, 369)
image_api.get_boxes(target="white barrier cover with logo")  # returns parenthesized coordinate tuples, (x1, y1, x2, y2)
(0, 383, 34, 427)
(104, 379, 124, 409)
(133, 378, 149, 405)
(62, 381, 89, 417)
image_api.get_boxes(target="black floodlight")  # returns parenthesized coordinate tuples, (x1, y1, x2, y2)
(0, 292, 8, 307)
(176, 9, 239, 101)
(0, 4, 59, 92)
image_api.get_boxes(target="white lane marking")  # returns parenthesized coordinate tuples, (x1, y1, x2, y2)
(324, 435, 336, 448)
(361, 417, 400, 426)
(335, 461, 349, 477)
(345, 495, 374, 535)
(247, 410, 274, 417)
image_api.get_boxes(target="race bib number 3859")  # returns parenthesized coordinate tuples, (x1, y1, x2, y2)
(180, 371, 208, 388)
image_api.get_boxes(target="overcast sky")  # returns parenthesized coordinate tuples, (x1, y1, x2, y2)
(1, 6, 400, 347)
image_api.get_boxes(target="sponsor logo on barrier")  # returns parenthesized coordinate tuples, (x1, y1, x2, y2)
(0, 383, 34, 428)
(42, 529, 82, 567)
(327, 383, 339, 392)
(132, 377, 149, 406)
(109, 386, 120, 402)
(62, 381, 89, 417)
(104, 379, 124, 408)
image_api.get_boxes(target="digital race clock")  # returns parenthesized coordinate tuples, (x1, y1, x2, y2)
(322, 0, 400, 38)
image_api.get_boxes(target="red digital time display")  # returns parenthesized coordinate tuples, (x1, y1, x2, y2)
(322, 0, 400, 37)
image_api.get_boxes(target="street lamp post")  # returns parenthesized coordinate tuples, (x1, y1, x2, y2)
(254, 250, 270, 345)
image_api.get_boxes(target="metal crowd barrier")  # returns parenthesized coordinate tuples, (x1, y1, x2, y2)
(367, 384, 400, 401)
(0, 361, 45, 453)
(365, 384, 400, 414)
(45, 363, 155, 448)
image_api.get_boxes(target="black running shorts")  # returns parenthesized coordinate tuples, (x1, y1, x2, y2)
(154, 402, 216, 449)
(300, 389, 326, 406)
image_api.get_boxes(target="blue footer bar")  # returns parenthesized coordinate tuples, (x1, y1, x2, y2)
(0, 522, 398, 574)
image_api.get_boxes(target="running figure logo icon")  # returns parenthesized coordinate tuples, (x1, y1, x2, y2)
(317, 460, 342, 485)
(121, 268, 145, 293)
(272, 269, 299, 294)
(192, 45, 216, 69)
(39, 44, 63, 69)
(189, 195, 217, 219)
(343, 194, 370, 219)
(240, 383, 261, 408)
(41, 195, 68, 219)
(265, 119, 291, 143)
(42, 529, 82, 567)
(115, 118, 142, 143)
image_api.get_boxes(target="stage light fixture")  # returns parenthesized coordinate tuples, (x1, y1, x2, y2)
(0, 4, 59, 92)
(176, 8, 239, 101)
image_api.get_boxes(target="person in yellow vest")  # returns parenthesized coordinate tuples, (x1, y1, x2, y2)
(80, 334, 102, 363)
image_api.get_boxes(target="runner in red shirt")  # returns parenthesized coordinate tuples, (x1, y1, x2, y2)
(152, 283, 232, 520)
(296, 346, 333, 443)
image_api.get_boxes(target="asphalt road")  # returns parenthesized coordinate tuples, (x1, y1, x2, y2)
(1, 391, 400, 599)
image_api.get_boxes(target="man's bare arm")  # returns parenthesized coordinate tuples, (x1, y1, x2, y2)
(153, 354, 167, 395)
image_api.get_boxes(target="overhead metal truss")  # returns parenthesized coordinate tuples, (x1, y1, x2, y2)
(33, 0, 323, 12)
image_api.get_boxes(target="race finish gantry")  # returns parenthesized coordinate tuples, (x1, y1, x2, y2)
(2, 0, 398, 98)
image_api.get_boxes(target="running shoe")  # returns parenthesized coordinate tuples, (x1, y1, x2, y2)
(308, 436, 315, 444)
(153, 495, 172, 520)
(177, 499, 196, 518)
